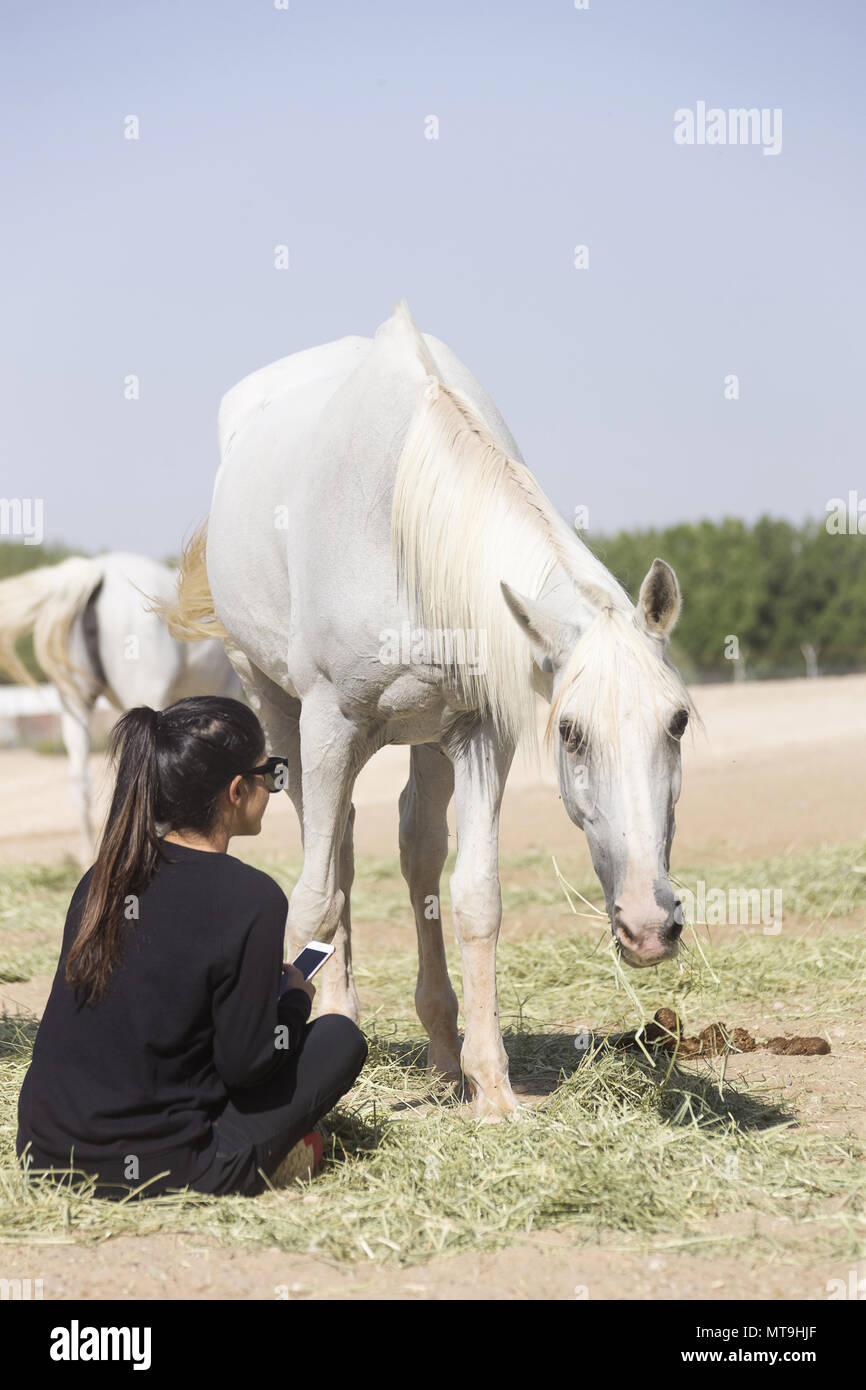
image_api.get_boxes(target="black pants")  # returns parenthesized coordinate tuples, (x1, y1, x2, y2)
(189, 1013, 368, 1197)
(18, 1014, 367, 1201)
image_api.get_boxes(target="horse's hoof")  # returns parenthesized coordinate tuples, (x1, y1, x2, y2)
(476, 1109, 507, 1125)
(427, 1068, 470, 1102)
(473, 1097, 527, 1123)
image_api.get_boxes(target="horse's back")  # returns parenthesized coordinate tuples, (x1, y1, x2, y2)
(207, 312, 528, 693)
(217, 335, 372, 465)
(215, 323, 519, 474)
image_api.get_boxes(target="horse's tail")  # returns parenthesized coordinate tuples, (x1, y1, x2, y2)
(150, 521, 229, 643)
(0, 556, 106, 702)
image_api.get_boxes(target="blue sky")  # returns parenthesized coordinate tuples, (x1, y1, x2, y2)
(2, 0, 864, 557)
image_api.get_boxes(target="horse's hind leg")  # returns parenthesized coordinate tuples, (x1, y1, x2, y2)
(221, 650, 305, 880)
(61, 596, 103, 864)
(399, 743, 461, 1082)
(222, 648, 303, 809)
(60, 699, 96, 867)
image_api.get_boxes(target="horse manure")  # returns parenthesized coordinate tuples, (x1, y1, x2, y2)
(731, 1027, 757, 1052)
(765, 1035, 831, 1055)
(696, 1022, 730, 1054)
(610, 1014, 828, 1058)
(612, 1008, 683, 1049)
(653, 1007, 681, 1035)
(637, 1007, 684, 1044)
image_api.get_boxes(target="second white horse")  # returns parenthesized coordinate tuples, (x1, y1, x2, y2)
(0, 551, 241, 862)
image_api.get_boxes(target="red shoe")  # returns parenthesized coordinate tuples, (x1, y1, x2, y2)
(305, 1130, 323, 1171)
(271, 1131, 323, 1187)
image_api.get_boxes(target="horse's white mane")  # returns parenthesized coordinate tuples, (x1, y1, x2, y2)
(388, 301, 693, 754)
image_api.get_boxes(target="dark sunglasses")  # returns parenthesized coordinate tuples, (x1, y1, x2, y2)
(240, 755, 289, 793)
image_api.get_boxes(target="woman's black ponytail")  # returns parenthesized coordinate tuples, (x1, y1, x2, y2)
(66, 695, 264, 1003)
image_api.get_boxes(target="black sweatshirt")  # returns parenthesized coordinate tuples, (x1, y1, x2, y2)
(16, 838, 312, 1190)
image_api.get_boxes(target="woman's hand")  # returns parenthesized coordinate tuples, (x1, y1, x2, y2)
(281, 962, 316, 1004)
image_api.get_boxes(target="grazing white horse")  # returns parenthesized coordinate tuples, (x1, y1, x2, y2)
(166, 300, 696, 1117)
(0, 551, 241, 863)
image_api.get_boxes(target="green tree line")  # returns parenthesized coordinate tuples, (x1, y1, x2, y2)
(587, 516, 865, 681)
(1, 516, 863, 684)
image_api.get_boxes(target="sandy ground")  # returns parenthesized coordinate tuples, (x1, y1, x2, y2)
(3, 1230, 864, 1302)
(2, 672, 865, 867)
(1, 673, 864, 1300)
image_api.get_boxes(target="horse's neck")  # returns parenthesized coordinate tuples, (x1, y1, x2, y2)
(526, 542, 632, 704)
(538, 532, 628, 620)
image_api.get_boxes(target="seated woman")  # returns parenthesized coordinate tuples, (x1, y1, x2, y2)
(16, 695, 367, 1199)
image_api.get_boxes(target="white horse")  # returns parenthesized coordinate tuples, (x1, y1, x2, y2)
(166, 300, 697, 1117)
(0, 551, 241, 863)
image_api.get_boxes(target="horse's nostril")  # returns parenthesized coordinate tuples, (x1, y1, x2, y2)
(667, 899, 684, 941)
(613, 909, 637, 945)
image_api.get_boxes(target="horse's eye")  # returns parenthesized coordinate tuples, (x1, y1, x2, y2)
(559, 718, 585, 752)
(669, 709, 689, 739)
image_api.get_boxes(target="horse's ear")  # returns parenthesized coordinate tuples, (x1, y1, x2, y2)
(635, 559, 681, 638)
(500, 582, 578, 670)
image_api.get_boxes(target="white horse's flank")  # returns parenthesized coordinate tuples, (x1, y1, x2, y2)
(0, 552, 241, 862)
(168, 300, 696, 1116)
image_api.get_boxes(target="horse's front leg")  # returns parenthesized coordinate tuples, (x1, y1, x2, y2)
(316, 802, 359, 1022)
(443, 718, 519, 1118)
(287, 688, 369, 1023)
(220, 652, 354, 1015)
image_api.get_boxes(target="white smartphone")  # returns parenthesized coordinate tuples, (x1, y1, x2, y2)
(281, 940, 336, 991)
